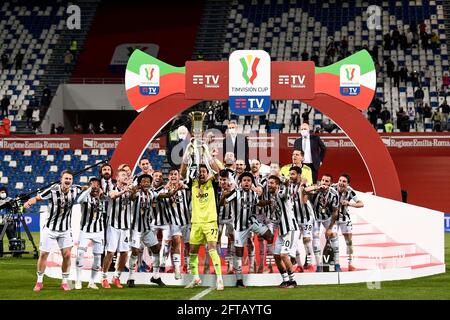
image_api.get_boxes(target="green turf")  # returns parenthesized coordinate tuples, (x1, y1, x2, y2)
(0, 233, 449, 300)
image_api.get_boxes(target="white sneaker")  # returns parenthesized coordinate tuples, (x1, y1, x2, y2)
(216, 278, 224, 291)
(75, 281, 82, 290)
(185, 277, 202, 288)
(87, 283, 99, 290)
(175, 268, 182, 280)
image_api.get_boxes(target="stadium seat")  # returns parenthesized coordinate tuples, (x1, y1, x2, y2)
(24, 165, 32, 173)
(46, 155, 55, 162)
(36, 176, 44, 183)
(9, 161, 17, 168)
(0, 177, 8, 184)
(63, 155, 72, 161)
(40, 150, 48, 156)
(15, 182, 23, 190)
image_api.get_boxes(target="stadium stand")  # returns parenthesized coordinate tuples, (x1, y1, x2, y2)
(0, 0, 99, 134)
(193, 0, 450, 133)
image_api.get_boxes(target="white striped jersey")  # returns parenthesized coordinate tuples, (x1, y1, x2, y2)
(78, 188, 106, 233)
(331, 184, 359, 222)
(225, 188, 259, 232)
(218, 189, 234, 223)
(101, 178, 115, 196)
(151, 185, 169, 226)
(107, 186, 132, 229)
(256, 175, 269, 218)
(39, 184, 82, 232)
(164, 187, 191, 226)
(311, 187, 339, 221)
(288, 183, 314, 224)
(269, 188, 299, 236)
(131, 190, 155, 232)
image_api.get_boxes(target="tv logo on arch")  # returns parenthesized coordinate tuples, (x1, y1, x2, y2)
(229, 50, 271, 115)
(340, 64, 360, 96)
(139, 64, 160, 96)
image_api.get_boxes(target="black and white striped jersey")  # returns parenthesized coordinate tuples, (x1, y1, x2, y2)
(131, 190, 155, 232)
(100, 178, 115, 197)
(218, 189, 234, 223)
(255, 175, 270, 218)
(151, 185, 170, 226)
(225, 188, 259, 232)
(311, 187, 339, 221)
(107, 186, 132, 229)
(39, 184, 82, 232)
(77, 188, 106, 233)
(288, 183, 314, 224)
(268, 188, 299, 236)
(331, 184, 359, 222)
(164, 187, 191, 226)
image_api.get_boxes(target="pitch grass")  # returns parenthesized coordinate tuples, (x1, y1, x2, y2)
(0, 233, 449, 300)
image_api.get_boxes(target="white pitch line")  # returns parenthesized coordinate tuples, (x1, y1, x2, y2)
(190, 287, 214, 300)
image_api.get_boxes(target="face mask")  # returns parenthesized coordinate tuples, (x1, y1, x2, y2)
(0, 192, 6, 199)
(178, 133, 187, 141)
(300, 129, 309, 137)
(229, 128, 236, 135)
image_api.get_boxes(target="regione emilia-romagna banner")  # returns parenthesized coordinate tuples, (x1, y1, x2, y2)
(229, 50, 271, 115)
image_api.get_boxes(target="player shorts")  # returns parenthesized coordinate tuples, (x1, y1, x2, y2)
(299, 222, 314, 238)
(274, 229, 300, 256)
(190, 222, 219, 245)
(106, 226, 130, 253)
(169, 224, 190, 240)
(234, 220, 269, 248)
(141, 229, 158, 248)
(313, 218, 338, 237)
(151, 224, 171, 242)
(78, 230, 104, 254)
(130, 230, 142, 249)
(39, 227, 73, 252)
(337, 220, 353, 234)
(218, 220, 234, 239)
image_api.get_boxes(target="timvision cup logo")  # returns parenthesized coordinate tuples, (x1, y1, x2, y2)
(229, 50, 271, 115)
(139, 64, 160, 95)
(340, 64, 360, 96)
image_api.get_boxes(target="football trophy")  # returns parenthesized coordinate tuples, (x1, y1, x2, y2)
(184, 111, 217, 178)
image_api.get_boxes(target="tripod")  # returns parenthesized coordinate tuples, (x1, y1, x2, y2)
(0, 206, 38, 258)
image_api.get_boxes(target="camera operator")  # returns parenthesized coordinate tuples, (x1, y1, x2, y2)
(0, 187, 16, 257)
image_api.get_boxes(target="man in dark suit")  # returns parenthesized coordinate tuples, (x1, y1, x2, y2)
(222, 121, 250, 170)
(293, 123, 326, 183)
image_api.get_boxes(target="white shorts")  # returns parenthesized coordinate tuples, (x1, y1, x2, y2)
(130, 230, 143, 249)
(337, 220, 353, 234)
(313, 218, 338, 236)
(106, 226, 130, 253)
(274, 230, 300, 256)
(142, 229, 159, 248)
(299, 223, 314, 238)
(170, 224, 191, 242)
(234, 221, 269, 248)
(39, 227, 73, 252)
(219, 221, 234, 239)
(78, 230, 104, 254)
(151, 224, 171, 242)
